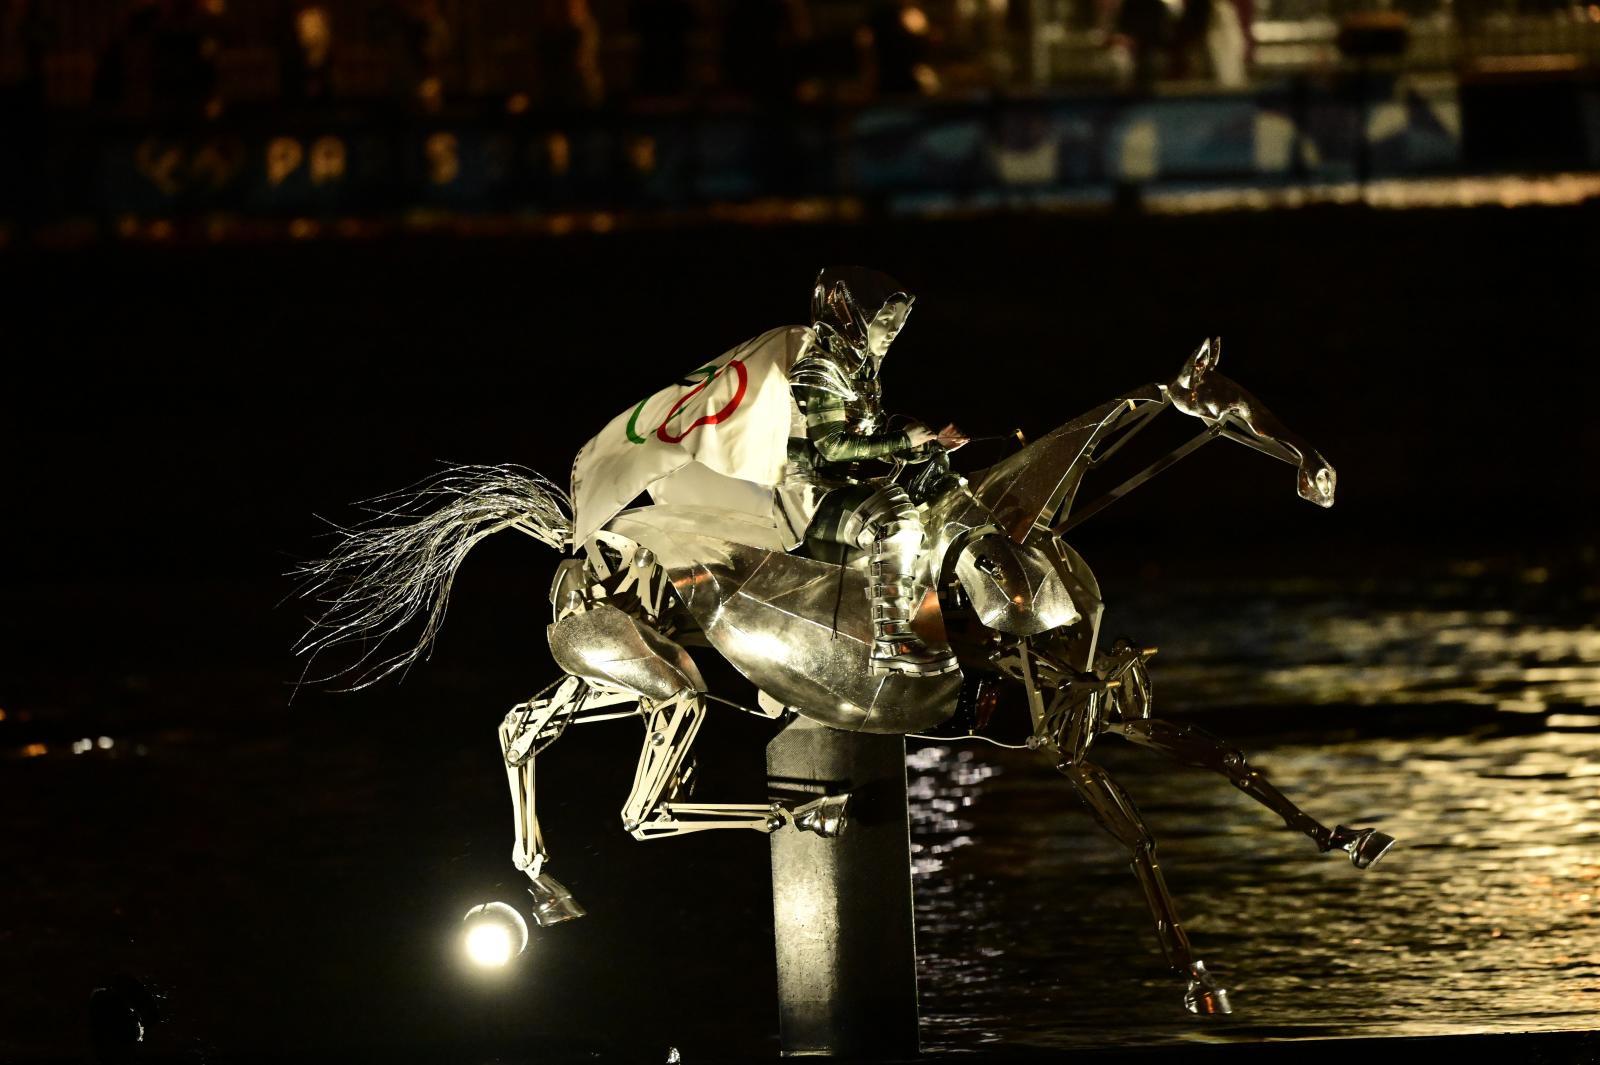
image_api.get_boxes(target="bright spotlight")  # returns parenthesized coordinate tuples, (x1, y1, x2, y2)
(465, 923, 513, 967)
(461, 901, 529, 969)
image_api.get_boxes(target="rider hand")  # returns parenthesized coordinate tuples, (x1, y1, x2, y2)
(935, 423, 970, 451)
(905, 424, 936, 448)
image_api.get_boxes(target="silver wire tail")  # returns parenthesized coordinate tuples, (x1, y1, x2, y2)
(295, 465, 571, 689)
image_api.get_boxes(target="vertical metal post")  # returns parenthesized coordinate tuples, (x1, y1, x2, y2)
(767, 717, 920, 1058)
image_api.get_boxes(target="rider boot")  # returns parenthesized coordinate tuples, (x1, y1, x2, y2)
(851, 487, 957, 677)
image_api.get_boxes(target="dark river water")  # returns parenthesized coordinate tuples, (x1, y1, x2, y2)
(3, 548, 1596, 1058)
(911, 554, 1600, 1049)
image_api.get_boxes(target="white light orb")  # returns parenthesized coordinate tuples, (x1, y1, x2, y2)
(461, 901, 529, 969)
(464, 922, 513, 967)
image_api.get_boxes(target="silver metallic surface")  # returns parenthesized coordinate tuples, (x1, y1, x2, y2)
(1329, 825, 1398, 868)
(669, 542, 962, 734)
(1018, 632, 1394, 1012)
(548, 558, 591, 619)
(546, 602, 705, 701)
(951, 532, 1081, 636)
(527, 872, 587, 928)
(849, 484, 958, 675)
(1184, 961, 1232, 1016)
(808, 266, 913, 373)
(1029, 535, 1104, 671)
(791, 794, 851, 838)
(304, 307, 1379, 1020)
(972, 387, 1166, 543)
(498, 677, 642, 897)
(1163, 338, 1337, 508)
(295, 465, 571, 688)
(611, 338, 1368, 1010)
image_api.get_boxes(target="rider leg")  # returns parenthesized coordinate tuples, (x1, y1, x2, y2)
(810, 483, 956, 676)
(622, 688, 849, 840)
(1110, 718, 1395, 869)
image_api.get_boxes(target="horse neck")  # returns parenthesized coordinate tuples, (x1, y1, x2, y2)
(965, 384, 1166, 543)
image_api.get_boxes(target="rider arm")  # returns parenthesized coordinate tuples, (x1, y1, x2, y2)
(794, 381, 914, 463)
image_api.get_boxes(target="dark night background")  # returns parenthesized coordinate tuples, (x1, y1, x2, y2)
(4, 203, 1595, 1060)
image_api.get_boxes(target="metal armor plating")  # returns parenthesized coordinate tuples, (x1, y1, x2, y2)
(300, 282, 1397, 1015)
(785, 267, 957, 676)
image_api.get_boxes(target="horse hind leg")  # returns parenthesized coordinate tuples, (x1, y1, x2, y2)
(1111, 718, 1395, 869)
(622, 689, 849, 841)
(499, 680, 590, 927)
(1058, 756, 1232, 1015)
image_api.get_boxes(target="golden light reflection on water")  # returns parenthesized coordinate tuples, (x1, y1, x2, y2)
(909, 557, 1600, 1048)
(912, 724, 1600, 1048)
(1118, 580, 1600, 716)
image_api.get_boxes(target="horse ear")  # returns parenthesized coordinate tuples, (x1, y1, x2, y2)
(1181, 338, 1213, 380)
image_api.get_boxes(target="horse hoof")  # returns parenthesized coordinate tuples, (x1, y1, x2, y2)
(527, 872, 587, 927)
(792, 794, 850, 838)
(1333, 825, 1396, 869)
(1184, 960, 1233, 1016)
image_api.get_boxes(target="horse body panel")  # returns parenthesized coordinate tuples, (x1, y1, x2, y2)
(547, 601, 706, 701)
(668, 541, 962, 733)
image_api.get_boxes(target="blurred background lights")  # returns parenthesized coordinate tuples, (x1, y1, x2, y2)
(461, 901, 528, 969)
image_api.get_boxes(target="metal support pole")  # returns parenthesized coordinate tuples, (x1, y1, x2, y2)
(767, 717, 920, 1058)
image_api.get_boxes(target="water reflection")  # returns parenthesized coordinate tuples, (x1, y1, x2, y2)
(909, 554, 1600, 1049)
(913, 729, 1600, 1047)
(908, 746, 996, 877)
(1114, 566, 1600, 717)
(4, 553, 1597, 1052)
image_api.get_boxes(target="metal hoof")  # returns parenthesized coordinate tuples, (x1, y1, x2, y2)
(527, 872, 587, 927)
(1183, 960, 1233, 1016)
(1333, 825, 1396, 870)
(792, 794, 850, 838)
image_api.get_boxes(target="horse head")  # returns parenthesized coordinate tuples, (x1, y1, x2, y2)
(959, 340, 1337, 542)
(1161, 338, 1336, 508)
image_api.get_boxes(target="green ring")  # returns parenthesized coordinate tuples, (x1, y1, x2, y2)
(625, 365, 719, 445)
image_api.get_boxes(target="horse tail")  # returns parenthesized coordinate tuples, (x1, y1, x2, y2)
(294, 464, 571, 690)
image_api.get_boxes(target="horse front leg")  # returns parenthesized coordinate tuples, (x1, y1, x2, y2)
(1056, 755, 1232, 1015)
(1019, 644, 1230, 1014)
(1108, 718, 1395, 869)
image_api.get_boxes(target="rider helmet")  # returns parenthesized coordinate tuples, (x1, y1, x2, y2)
(810, 267, 914, 370)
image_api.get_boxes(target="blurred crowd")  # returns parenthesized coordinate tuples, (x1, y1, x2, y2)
(0, 0, 1391, 123)
(2, 0, 1597, 125)
(3, 0, 951, 120)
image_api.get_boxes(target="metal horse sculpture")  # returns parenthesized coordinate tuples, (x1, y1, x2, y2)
(299, 339, 1394, 1014)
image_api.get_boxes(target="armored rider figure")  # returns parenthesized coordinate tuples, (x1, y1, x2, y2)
(778, 267, 969, 676)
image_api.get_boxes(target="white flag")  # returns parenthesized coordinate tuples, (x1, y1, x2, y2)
(571, 326, 812, 544)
